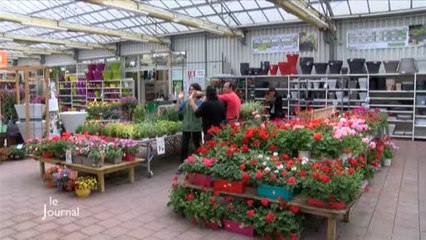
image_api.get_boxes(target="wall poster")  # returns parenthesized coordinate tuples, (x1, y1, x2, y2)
(347, 26, 409, 49)
(252, 33, 299, 54)
(409, 24, 426, 47)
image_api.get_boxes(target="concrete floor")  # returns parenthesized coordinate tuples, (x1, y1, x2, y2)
(0, 140, 425, 240)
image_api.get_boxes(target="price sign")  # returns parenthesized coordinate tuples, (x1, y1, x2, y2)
(156, 137, 165, 155)
(65, 150, 72, 163)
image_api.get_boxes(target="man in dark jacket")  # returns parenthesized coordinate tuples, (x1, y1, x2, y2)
(267, 87, 284, 120)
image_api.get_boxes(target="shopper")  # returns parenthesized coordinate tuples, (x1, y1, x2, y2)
(189, 86, 226, 141)
(267, 87, 284, 120)
(218, 82, 241, 122)
(176, 83, 203, 163)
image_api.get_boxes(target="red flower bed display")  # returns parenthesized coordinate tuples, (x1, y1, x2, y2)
(306, 197, 346, 210)
(213, 179, 245, 194)
(186, 173, 212, 187)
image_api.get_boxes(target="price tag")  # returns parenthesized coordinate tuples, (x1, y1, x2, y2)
(156, 137, 165, 155)
(16, 144, 23, 150)
(65, 150, 72, 164)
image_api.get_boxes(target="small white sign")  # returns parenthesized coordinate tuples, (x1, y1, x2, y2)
(65, 150, 72, 164)
(156, 137, 165, 155)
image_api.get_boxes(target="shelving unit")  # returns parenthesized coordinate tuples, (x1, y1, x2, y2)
(58, 78, 134, 111)
(212, 73, 426, 140)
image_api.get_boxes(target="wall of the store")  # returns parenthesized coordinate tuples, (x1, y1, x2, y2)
(78, 49, 115, 60)
(17, 58, 40, 65)
(336, 12, 426, 63)
(44, 55, 75, 66)
(121, 42, 169, 55)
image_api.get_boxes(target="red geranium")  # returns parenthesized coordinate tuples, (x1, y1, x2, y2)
(319, 175, 330, 183)
(261, 198, 269, 206)
(265, 212, 276, 223)
(313, 132, 322, 141)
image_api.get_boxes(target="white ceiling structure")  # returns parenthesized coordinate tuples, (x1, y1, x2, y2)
(0, 0, 425, 58)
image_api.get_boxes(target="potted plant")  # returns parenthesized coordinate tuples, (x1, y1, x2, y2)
(222, 199, 255, 237)
(187, 191, 224, 229)
(74, 176, 98, 198)
(180, 155, 215, 187)
(120, 139, 138, 161)
(211, 157, 246, 194)
(8, 145, 26, 160)
(302, 161, 363, 209)
(120, 96, 138, 120)
(87, 148, 105, 167)
(239, 101, 264, 121)
(53, 168, 76, 191)
(105, 144, 123, 164)
(43, 166, 61, 188)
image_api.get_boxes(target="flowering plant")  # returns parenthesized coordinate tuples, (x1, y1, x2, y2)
(186, 191, 225, 227)
(167, 183, 192, 217)
(120, 96, 138, 120)
(43, 166, 61, 182)
(119, 139, 138, 154)
(252, 200, 302, 238)
(302, 160, 363, 205)
(74, 176, 97, 190)
(53, 168, 76, 191)
(105, 144, 123, 160)
(179, 155, 215, 175)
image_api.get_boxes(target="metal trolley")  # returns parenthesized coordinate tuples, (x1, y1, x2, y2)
(136, 133, 182, 177)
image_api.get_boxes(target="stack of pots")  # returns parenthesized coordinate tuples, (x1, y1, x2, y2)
(85, 64, 95, 81)
(240, 63, 249, 75)
(384, 60, 399, 91)
(110, 61, 121, 80)
(366, 61, 382, 74)
(299, 57, 314, 74)
(398, 58, 418, 74)
(314, 63, 328, 74)
(260, 61, 270, 75)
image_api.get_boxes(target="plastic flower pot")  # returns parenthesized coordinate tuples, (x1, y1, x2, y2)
(213, 179, 245, 194)
(96, 63, 105, 71)
(269, 64, 278, 75)
(257, 184, 293, 200)
(186, 173, 212, 187)
(85, 71, 94, 81)
(75, 189, 91, 198)
(240, 62, 249, 75)
(88, 63, 96, 71)
(328, 60, 343, 74)
(192, 218, 220, 230)
(260, 61, 270, 75)
(398, 58, 418, 74)
(347, 58, 366, 74)
(223, 219, 255, 237)
(328, 79, 337, 89)
(123, 153, 136, 162)
(278, 62, 291, 76)
(384, 60, 399, 73)
(299, 57, 314, 74)
(43, 151, 54, 159)
(286, 54, 299, 74)
(93, 70, 103, 80)
(307, 197, 328, 208)
(314, 63, 328, 74)
(358, 78, 368, 89)
(14, 104, 45, 120)
(102, 71, 112, 80)
(109, 61, 121, 71)
(366, 61, 381, 73)
(60, 111, 88, 134)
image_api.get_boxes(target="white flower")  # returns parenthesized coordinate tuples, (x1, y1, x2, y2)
(262, 161, 267, 166)
(273, 152, 278, 157)
(291, 166, 297, 171)
(264, 167, 271, 173)
(234, 122, 240, 126)
(274, 169, 279, 174)
(277, 164, 283, 170)
(301, 157, 309, 165)
(258, 154, 264, 159)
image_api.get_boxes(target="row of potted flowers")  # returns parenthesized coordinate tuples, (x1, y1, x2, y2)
(168, 181, 302, 239)
(27, 133, 139, 167)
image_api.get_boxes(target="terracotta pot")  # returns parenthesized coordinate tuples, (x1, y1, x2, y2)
(75, 189, 91, 198)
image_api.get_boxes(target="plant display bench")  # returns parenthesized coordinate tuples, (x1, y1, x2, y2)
(186, 183, 362, 240)
(137, 133, 181, 177)
(33, 156, 144, 192)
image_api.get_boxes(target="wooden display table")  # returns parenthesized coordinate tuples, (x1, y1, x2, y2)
(33, 156, 144, 192)
(187, 183, 361, 240)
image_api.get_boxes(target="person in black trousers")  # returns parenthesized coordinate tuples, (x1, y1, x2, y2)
(189, 86, 226, 141)
(267, 87, 284, 120)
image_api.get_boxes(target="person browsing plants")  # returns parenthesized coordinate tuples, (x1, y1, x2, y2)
(189, 86, 226, 142)
(176, 83, 203, 164)
(218, 82, 241, 122)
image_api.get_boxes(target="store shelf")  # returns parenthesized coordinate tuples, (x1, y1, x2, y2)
(390, 135, 413, 139)
(388, 119, 413, 123)
(370, 104, 413, 108)
(369, 90, 414, 93)
(370, 97, 413, 100)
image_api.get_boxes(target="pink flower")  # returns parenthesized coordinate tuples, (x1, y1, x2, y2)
(186, 155, 196, 163)
(362, 137, 370, 143)
(202, 158, 214, 167)
(369, 142, 376, 149)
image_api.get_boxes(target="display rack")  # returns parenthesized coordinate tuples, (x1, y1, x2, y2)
(211, 73, 426, 140)
(58, 78, 134, 111)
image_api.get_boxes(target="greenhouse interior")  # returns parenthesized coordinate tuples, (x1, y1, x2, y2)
(0, 0, 426, 239)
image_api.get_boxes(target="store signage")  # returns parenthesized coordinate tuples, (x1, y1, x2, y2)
(252, 33, 299, 54)
(0, 51, 7, 67)
(156, 137, 165, 155)
(347, 26, 409, 50)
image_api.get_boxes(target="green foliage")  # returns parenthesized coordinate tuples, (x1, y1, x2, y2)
(1, 91, 18, 121)
(157, 107, 182, 122)
(105, 145, 122, 160)
(179, 155, 213, 175)
(8, 145, 26, 159)
(188, 191, 225, 227)
(239, 101, 264, 121)
(132, 104, 146, 123)
(383, 146, 394, 159)
(167, 184, 191, 216)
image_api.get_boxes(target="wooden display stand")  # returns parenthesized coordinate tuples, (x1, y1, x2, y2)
(0, 65, 50, 141)
(33, 155, 145, 192)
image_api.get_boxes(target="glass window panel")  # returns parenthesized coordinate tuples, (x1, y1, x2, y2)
(107, 9, 126, 18)
(262, 9, 284, 22)
(206, 16, 225, 25)
(171, 23, 191, 32)
(369, 1, 389, 12)
(278, 8, 299, 20)
(413, 0, 426, 8)
(148, 0, 168, 9)
(160, 23, 177, 33)
(256, 0, 276, 8)
(175, 0, 193, 8)
(247, 10, 267, 23)
(198, 5, 216, 15)
(390, 0, 411, 10)
(240, 0, 259, 10)
(224, 1, 244, 11)
(233, 12, 254, 25)
(184, 7, 202, 17)
(348, 0, 369, 14)
(330, 2, 350, 15)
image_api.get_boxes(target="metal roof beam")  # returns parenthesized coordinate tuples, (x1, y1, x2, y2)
(82, 0, 244, 38)
(0, 10, 168, 44)
(0, 33, 116, 50)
